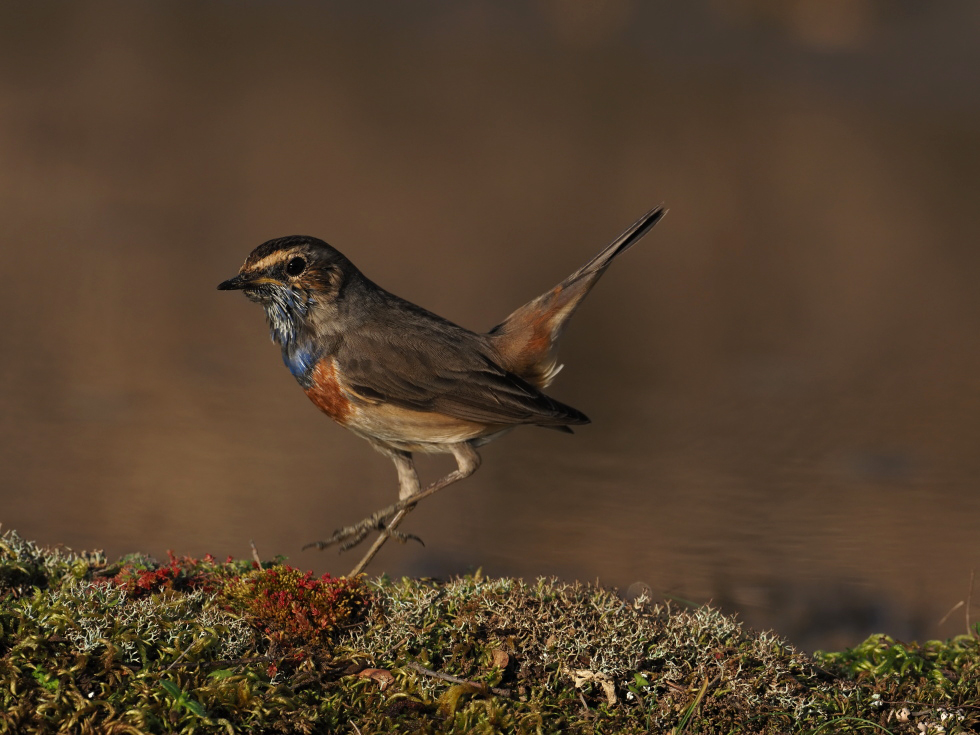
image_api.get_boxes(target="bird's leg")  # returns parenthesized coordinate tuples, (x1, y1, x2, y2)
(309, 449, 422, 552)
(349, 449, 423, 548)
(304, 443, 482, 575)
(346, 443, 481, 575)
(393, 448, 422, 500)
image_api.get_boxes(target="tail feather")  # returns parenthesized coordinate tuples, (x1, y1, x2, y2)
(487, 205, 665, 388)
(567, 204, 667, 286)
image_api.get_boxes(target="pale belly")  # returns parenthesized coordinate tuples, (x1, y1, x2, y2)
(303, 357, 511, 452)
(343, 402, 512, 453)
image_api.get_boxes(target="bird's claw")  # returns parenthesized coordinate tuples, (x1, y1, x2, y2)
(303, 504, 423, 553)
(338, 527, 423, 552)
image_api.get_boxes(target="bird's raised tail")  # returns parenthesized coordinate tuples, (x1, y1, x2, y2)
(487, 205, 666, 389)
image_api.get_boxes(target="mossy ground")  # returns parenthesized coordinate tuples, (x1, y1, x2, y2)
(1, 529, 976, 734)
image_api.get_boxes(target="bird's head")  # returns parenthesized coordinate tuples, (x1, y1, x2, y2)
(218, 236, 357, 346)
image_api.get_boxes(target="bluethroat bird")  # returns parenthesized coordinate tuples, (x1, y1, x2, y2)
(219, 205, 666, 574)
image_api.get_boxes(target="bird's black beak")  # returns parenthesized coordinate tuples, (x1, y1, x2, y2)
(217, 274, 248, 290)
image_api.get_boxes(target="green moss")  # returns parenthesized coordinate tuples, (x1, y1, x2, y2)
(0, 529, 977, 734)
(0, 530, 104, 597)
(814, 633, 979, 733)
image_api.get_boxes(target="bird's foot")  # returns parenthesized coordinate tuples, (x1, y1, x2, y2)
(303, 502, 423, 553)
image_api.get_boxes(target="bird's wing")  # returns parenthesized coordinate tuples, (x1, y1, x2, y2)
(335, 319, 588, 428)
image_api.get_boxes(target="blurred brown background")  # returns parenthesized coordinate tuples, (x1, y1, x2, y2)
(1, 1, 979, 651)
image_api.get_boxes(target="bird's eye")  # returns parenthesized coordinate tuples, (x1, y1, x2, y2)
(285, 256, 307, 277)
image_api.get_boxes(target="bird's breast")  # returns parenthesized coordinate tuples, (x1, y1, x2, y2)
(304, 358, 353, 425)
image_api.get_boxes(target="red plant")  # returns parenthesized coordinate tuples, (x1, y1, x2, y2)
(224, 567, 367, 647)
(108, 552, 238, 597)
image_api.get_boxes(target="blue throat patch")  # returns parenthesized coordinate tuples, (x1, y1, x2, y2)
(282, 342, 319, 387)
(263, 287, 320, 387)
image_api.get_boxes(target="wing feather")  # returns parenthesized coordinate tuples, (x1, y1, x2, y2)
(335, 316, 588, 428)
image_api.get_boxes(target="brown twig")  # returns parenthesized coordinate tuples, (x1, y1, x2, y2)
(166, 655, 283, 669)
(405, 661, 511, 698)
(968, 569, 975, 636)
(938, 600, 965, 627)
(166, 640, 199, 671)
(250, 540, 262, 566)
(883, 700, 980, 711)
(383, 636, 411, 662)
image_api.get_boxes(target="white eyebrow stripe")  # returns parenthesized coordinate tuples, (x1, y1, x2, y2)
(246, 252, 292, 272)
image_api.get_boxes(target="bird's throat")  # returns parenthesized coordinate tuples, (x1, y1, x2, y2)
(281, 339, 320, 388)
(260, 288, 321, 388)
